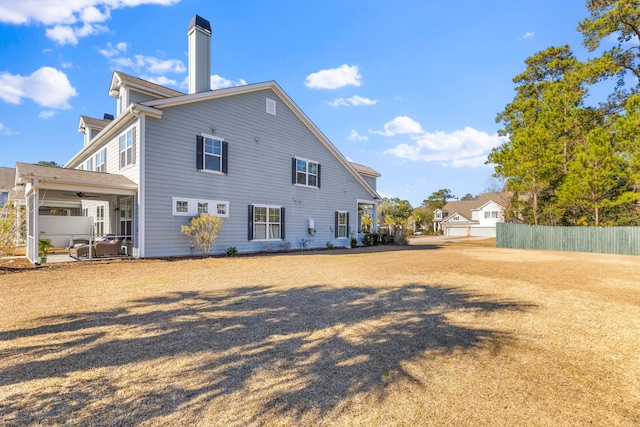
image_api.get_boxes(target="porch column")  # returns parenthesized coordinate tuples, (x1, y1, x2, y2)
(372, 203, 378, 233)
(26, 187, 39, 263)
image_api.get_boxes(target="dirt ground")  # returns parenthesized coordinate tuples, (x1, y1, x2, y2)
(0, 239, 638, 426)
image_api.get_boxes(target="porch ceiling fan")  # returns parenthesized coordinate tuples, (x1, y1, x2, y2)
(62, 191, 100, 199)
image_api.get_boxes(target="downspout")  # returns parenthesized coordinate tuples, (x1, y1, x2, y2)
(135, 113, 145, 258)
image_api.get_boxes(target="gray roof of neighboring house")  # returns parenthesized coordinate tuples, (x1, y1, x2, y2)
(440, 192, 510, 222)
(0, 167, 15, 192)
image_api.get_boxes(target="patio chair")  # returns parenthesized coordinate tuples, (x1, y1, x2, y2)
(94, 238, 123, 257)
(69, 242, 93, 258)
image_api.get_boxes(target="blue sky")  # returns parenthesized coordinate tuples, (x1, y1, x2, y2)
(0, 0, 610, 207)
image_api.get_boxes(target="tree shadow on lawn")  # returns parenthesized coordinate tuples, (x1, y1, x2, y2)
(0, 284, 535, 425)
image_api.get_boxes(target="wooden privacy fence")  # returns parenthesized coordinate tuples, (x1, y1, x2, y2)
(497, 223, 640, 256)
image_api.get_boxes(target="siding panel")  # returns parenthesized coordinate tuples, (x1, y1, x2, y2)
(142, 88, 375, 256)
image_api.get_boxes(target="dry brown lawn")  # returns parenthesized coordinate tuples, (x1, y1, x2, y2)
(0, 239, 638, 426)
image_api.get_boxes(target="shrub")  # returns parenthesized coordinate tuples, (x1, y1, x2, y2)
(180, 215, 223, 254)
(350, 237, 358, 248)
(362, 232, 382, 246)
(225, 246, 238, 257)
(0, 202, 24, 258)
(393, 233, 408, 246)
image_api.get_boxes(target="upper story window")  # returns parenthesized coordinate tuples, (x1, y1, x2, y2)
(484, 210, 499, 219)
(0, 191, 8, 207)
(119, 128, 136, 169)
(292, 157, 320, 188)
(196, 134, 228, 174)
(117, 88, 128, 116)
(95, 148, 106, 172)
(453, 214, 460, 221)
(86, 158, 93, 172)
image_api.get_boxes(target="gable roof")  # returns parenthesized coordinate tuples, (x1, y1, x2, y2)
(440, 192, 509, 223)
(350, 162, 381, 178)
(109, 70, 184, 99)
(139, 80, 381, 200)
(78, 115, 112, 133)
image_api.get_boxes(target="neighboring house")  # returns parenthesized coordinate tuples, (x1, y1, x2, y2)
(0, 167, 13, 210)
(13, 15, 381, 262)
(433, 192, 509, 237)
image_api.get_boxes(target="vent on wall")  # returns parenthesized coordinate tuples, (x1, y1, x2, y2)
(266, 98, 276, 115)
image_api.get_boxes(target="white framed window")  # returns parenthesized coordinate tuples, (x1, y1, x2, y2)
(250, 204, 283, 241)
(119, 128, 135, 169)
(176, 200, 189, 214)
(172, 197, 229, 217)
(453, 214, 460, 221)
(197, 134, 227, 174)
(86, 158, 93, 171)
(336, 211, 348, 238)
(117, 88, 128, 116)
(120, 198, 133, 241)
(293, 157, 320, 188)
(484, 210, 499, 219)
(95, 148, 106, 172)
(266, 98, 276, 115)
(95, 205, 105, 236)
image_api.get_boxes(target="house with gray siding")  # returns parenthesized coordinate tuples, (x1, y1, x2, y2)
(14, 15, 381, 262)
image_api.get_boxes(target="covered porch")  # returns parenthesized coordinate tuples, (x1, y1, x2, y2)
(14, 163, 138, 264)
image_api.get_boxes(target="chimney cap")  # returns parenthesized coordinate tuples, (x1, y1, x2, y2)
(188, 15, 211, 33)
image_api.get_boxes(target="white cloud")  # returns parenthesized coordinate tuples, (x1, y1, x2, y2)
(329, 95, 377, 107)
(0, 123, 18, 136)
(523, 31, 535, 39)
(305, 64, 362, 89)
(348, 130, 369, 141)
(383, 126, 506, 167)
(39, 110, 56, 119)
(46, 22, 108, 45)
(370, 116, 424, 136)
(144, 75, 178, 87)
(210, 74, 247, 90)
(111, 55, 185, 73)
(0, 67, 78, 109)
(0, 1, 180, 44)
(99, 42, 127, 58)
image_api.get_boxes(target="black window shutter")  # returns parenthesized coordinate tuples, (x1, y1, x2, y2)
(248, 205, 254, 241)
(280, 207, 285, 240)
(196, 135, 204, 170)
(317, 164, 321, 188)
(222, 141, 228, 173)
(346, 212, 350, 236)
(335, 211, 339, 239)
(291, 158, 297, 184)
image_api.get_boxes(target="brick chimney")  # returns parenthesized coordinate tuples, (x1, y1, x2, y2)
(187, 15, 211, 94)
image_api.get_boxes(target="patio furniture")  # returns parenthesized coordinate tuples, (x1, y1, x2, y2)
(68, 237, 124, 259)
(94, 238, 123, 257)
